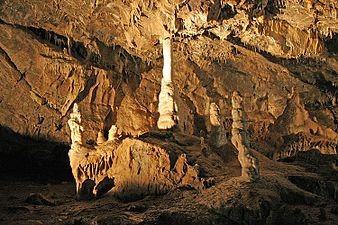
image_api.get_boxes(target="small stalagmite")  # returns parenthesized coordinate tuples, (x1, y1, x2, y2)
(67, 103, 84, 146)
(96, 130, 106, 145)
(157, 37, 178, 130)
(209, 102, 227, 148)
(231, 91, 260, 181)
(108, 125, 119, 141)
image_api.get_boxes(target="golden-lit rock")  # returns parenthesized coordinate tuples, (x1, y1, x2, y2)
(231, 91, 260, 181)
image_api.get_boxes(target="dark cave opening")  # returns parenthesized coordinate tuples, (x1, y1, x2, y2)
(324, 33, 338, 55)
(0, 126, 72, 183)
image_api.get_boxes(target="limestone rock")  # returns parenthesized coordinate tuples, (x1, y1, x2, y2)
(67, 103, 84, 146)
(157, 79, 178, 130)
(268, 92, 338, 159)
(0, 0, 337, 185)
(68, 138, 203, 200)
(231, 91, 259, 181)
(209, 103, 227, 148)
(68, 106, 203, 200)
(157, 38, 178, 130)
(0, 0, 336, 59)
(96, 131, 106, 145)
(108, 125, 118, 141)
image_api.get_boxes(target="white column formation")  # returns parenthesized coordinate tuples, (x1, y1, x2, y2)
(157, 37, 178, 130)
(68, 103, 84, 146)
(209, 103, 227, 148)
(231, 91, 260, 181)
(162, 37, 172, 82)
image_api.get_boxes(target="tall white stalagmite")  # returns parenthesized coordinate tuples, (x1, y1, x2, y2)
(157, 37, 178, 130)
(231, 91, 260, 181)
(162, 37, 172, 82)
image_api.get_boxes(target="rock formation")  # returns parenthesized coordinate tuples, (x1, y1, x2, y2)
(231, 91, 260, 181)
(67, 103, 84, 146)
(268, 91, 338, 159)
(209, 102, 227, 148)
(108, 125, 119, 141)
(68, 108, 203, 200)
(68, 137, 203, 200)
(157, 38, 178, 130)
(96, 131, 106, 145)
(0, 0, 337, 143)
(1, 1, 338, 224)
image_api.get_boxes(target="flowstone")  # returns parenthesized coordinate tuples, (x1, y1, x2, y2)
(231, 91, 260, 181)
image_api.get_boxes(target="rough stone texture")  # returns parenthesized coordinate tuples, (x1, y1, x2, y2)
(209, 102, 227, 148)
(68, 103, 84, 145)
(68, 130, 204, 200)
(2, 140, 338, 225)
(108, 124, 118, 141)
(0, 1, 338, 224)
(0, 0, 337, 143)
(268, 91, 338, 159)
(1, 0, 336, 58)
(231, 91, 260, 181)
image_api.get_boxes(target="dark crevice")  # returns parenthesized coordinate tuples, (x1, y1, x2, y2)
(75, 74, 98, 103)
(0, 46, 23, 76)
(265, 0, 286, 17)
(219, 4, 237, 20)
(0, 19, 151, 75)
(202, 30, 220, 40)
(324, 33, 338, 55)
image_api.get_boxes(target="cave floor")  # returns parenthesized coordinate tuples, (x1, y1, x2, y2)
(0, 179, 216, 225)
(1, 171, 338, 225)
(0, 138, 337, 225)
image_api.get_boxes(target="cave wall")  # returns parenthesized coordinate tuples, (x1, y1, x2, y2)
(0, 0, 337, 158)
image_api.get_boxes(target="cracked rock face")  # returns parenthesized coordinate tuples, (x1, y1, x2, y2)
(0, 0, 337, 163)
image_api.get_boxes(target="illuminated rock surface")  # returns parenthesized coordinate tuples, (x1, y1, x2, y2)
(231, 91, 260, 181)
(0, 0, 338, 224)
